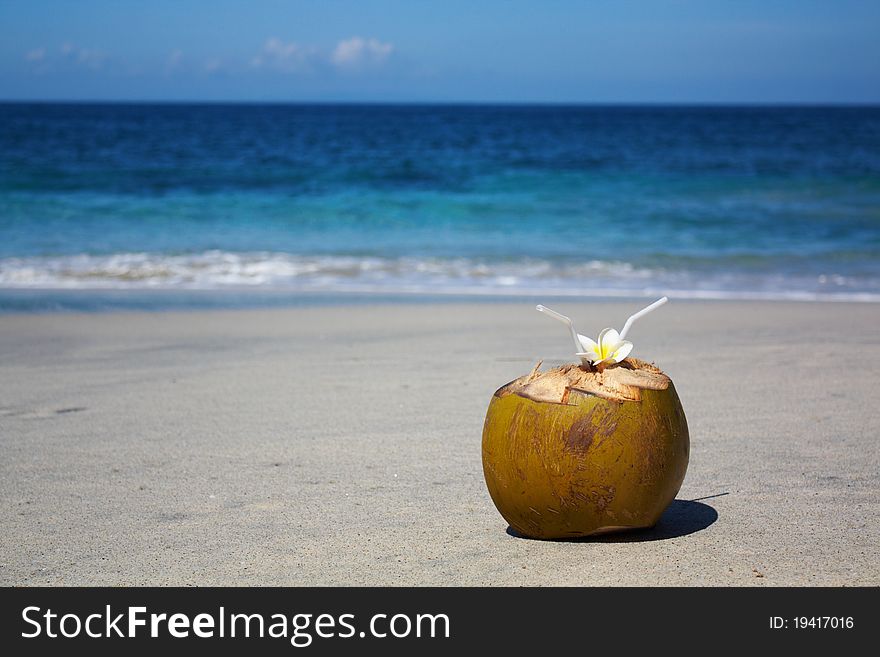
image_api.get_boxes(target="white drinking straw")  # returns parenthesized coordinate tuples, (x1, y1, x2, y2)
(536, 305, 583, 354)
(618, 296, 668, 341)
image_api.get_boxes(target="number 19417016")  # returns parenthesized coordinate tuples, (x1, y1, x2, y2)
(770, 617, 854, 629)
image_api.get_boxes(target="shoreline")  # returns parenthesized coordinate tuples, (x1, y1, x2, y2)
(2, 286, 879, 314)
(1, 300, 878, 585)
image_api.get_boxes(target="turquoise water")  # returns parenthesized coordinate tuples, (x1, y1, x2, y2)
(1, 103, 879, 308)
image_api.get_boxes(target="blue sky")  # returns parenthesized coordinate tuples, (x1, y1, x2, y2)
(1, 0, 878, 103)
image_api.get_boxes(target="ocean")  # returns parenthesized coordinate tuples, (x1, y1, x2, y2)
(1, 103, 878, 310)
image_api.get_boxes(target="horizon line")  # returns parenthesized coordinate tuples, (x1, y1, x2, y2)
(1, 98, 879, 108)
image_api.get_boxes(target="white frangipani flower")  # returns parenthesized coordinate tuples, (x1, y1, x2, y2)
(536, 297, 668, 368)
(577, 328, 633, 366)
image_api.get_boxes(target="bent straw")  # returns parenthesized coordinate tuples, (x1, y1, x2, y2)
(536, 305, 583, 354)
(618, 296, 668, 341)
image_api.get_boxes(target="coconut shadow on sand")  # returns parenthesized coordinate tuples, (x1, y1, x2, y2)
(506, 494, 724, 543)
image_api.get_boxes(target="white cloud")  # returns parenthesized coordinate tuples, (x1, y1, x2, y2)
(21, 36, 396, 78)
(204, 57, 224, 73)
(247, 36, 393, 74)
(59, 42, 107, 69)
(251, 37, 315, 72)
(331, 37, 393, 69)
(166, 49, 183, 70)
(24, 48, 46, 63)
(23, 43, 108, 71)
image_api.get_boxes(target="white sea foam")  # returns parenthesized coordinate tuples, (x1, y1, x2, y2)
(0, 251, 877, 302)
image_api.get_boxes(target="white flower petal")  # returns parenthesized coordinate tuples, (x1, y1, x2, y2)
(611, 341, 633, 362)
(577, 334, 598, 353)
(576, 352, 598, 365)
(600, 328, 621, 350)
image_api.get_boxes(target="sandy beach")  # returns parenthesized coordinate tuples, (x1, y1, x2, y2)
(1, 299, 878, 586)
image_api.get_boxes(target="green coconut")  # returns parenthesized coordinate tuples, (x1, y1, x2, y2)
(481, 358, 689, 539)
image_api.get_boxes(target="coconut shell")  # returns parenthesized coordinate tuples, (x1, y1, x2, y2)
(481, 358, 689, 539)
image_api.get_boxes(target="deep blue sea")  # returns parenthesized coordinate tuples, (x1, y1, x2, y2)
(1, 103, 879, 309)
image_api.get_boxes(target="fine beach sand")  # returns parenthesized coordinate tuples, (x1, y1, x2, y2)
(1, 300, 878, 586)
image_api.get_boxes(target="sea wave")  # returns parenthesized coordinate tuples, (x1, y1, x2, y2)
(0, 251, 878, 302)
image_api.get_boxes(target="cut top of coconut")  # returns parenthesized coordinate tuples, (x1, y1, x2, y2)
(496, 358, 670, 404)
